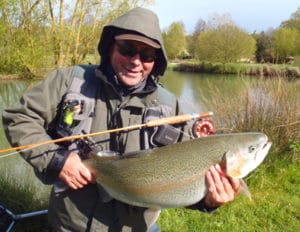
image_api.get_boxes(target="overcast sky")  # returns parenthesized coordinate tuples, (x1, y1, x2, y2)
(149, 0, 300, 33)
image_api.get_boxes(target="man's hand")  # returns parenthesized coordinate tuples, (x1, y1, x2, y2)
(204, 164, 240, 208)
(58, 152, 96, 190)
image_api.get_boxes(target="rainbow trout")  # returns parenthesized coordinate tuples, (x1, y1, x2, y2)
(84, 132, 271, 229)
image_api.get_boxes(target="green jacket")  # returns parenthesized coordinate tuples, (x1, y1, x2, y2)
(2, 7, 205, 231)
(3, 64, 184, 230)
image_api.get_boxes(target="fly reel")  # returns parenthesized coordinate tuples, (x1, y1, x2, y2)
(192, 118, 215, 138)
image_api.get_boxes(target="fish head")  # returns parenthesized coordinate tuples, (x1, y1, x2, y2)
(224, 133, 272, 179)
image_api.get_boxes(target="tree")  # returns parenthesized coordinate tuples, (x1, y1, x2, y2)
(163, 22, 187, 60)
(281, 7, 300, 31)
(195, 24, 256, 63)
(0, 0, 154, 74)
(273, 27, 300, 63)
(252, 30, 275, 63)
(0, 0, 50, 74)
(186, 18, 207, 58)
(47, 0, 148, 67)
(280, 6, 300, 56)
(193, 18, 207, 36)
(206, 13, 235, 29)
(188, 13, 245, 61)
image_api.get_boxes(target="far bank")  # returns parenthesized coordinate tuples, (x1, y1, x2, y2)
(170, 61, 300, 79)
(1, 60, 300, 80)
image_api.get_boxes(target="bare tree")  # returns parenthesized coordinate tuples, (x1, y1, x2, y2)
(0, 0, 154, 73)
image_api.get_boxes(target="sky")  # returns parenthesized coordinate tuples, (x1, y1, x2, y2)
(149, 0, 300, 34)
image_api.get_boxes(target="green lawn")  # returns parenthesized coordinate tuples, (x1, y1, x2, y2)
(158, 151, 300, 232)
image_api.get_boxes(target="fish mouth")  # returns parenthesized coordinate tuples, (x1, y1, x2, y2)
(262, 141, 272, 152)
(255, 133, 271, 160)
(266, 141, 272, 147)
(254, 140, 272, 166)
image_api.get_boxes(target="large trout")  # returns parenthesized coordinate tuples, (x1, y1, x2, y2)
(84, 132, 271, 229)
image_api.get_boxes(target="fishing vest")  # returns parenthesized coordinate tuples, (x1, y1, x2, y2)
(53, 64, 181, 155)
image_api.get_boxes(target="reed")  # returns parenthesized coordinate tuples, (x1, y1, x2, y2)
(173, 62, 300, 79)
(201, 77, 300, 154)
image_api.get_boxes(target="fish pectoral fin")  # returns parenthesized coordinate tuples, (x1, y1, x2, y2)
(144, 207, 161, 232)
(239, 179, 252, 200)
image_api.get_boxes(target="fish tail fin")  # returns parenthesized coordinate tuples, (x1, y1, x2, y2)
(239, 179, 252, 200)
(144, 207, 161, 232)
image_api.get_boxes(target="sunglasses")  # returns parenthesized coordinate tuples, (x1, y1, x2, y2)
(115, 41, 157, 63)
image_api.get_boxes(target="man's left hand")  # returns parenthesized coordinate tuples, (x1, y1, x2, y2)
(204, 164, 240, 208)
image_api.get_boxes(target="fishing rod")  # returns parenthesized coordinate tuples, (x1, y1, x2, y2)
(0, 112, 213, 155)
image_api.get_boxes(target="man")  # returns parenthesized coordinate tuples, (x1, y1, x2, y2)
(2, 7, 240, 231)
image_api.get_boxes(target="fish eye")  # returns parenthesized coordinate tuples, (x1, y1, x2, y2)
(249, 145, 256, 153)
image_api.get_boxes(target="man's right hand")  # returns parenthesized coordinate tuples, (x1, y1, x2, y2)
(58, 152, 96, 190)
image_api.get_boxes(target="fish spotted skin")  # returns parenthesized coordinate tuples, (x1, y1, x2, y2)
(84, 132, 271, 209)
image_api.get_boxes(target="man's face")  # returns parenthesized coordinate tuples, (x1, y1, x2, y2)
(109, 40, 156, 87)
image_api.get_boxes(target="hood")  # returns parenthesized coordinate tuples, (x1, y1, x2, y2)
(98, 7, 168, 77)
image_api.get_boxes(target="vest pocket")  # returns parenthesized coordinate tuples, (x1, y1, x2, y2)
(54, 92, 95, 138)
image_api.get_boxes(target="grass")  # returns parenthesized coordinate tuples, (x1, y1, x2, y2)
(158, 147, 300, 232)
(0, 173, 50, 231)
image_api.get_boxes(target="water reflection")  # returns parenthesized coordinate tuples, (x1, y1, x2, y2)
(161, 70, 248, 113)
(0, 80, 34, 148)
(0, 80, 50, 199)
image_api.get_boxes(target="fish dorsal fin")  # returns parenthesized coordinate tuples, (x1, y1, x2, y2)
(144, 207, 161, 232)
(239, 179, 252, 200)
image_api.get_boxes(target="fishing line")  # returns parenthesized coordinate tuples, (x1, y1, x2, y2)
(0, 145, 41, 159)
(175, 126, 191, 139)
(0, 151, 20, 159)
